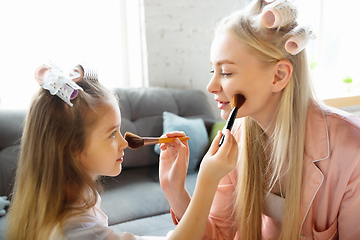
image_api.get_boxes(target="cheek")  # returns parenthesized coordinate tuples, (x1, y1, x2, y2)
(79, 152, 93, 170)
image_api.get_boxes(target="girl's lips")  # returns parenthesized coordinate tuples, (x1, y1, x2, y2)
(116, 157, 123, 162)
(217, 101, 230, 110)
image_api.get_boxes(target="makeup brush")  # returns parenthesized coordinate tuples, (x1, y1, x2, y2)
(219, 94, 246, 146)
(124, 132, 190, 150)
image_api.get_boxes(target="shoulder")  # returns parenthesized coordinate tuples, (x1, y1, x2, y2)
(310, 104, 360, 177)
(305, 102, 360, 165)
(308, 103, 360, 145)
(321, 104, 360, 150)
(321, 104, 360, 132)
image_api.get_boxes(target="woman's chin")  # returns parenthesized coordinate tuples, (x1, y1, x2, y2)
(221, 110, 230, 121)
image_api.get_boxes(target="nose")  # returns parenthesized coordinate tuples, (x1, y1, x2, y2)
(207, 72, 222, 94)
(117, 132, 128, 150)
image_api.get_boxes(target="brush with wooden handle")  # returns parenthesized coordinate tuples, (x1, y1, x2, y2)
(219, 94, 246, 146)
(124, 132, 190, 150)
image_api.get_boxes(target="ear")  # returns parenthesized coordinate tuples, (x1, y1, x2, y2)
(271, 60, 293, 92)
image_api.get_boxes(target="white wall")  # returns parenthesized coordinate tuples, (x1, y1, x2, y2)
(142, 0, 247, 119)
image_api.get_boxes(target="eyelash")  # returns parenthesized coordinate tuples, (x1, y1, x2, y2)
(210, 70, 232, 77)
(109, 131, 117, 138)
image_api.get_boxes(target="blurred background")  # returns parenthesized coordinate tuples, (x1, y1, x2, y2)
(0, 0, 358, 119)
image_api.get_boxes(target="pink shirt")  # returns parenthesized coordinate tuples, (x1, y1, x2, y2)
(202, 103, 360, 240)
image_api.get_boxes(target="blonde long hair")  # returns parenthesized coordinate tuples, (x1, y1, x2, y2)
(216, 1, 314, 239)
(6, 74, 117, 240)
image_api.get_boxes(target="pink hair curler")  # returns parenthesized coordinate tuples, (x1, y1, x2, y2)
(262, 0, 298, 28)
(285, 26, 316, 55)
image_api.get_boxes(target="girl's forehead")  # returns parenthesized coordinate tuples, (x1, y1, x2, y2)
(90, 103, 121, 134)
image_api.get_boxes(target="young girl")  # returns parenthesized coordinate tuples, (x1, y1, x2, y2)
(159, 0, 360, 239)
(6, 62, 239, 240)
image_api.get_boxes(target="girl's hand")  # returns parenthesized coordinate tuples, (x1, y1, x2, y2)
(159, 131, 191, 220)
(198, 130, 238, 184)
(159, 131, 190, 195)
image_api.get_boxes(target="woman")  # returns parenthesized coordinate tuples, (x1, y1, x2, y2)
(159, 0, 360, 239)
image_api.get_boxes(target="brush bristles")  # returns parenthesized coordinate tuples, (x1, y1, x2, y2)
(231, 94, 246, 109)
(124, 132, 144, 150)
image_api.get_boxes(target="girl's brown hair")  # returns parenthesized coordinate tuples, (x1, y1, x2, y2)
(6, 71, 118, 240)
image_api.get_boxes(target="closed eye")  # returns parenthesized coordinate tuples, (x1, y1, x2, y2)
(210, 70, 232, 77)
(221, 72, 232, 77)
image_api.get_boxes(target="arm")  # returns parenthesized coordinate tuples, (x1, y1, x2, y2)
(159, 131, 191, 220)
(338, 150, 360, 239)
(165, 130, 238, 240)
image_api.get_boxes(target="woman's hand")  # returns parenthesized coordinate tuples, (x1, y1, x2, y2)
(159, 131, 191, 219)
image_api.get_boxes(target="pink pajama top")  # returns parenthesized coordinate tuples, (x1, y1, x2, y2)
(185, 103, 360, 240)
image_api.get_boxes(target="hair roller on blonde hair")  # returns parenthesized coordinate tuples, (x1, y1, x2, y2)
(215, 0, 315, 239)
(261, 0, 298, 29)
(285, 25, 316, 55)
(6, 64, 119, 240)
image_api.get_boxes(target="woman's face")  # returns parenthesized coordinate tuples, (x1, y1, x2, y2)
(208, 32, 283, 128)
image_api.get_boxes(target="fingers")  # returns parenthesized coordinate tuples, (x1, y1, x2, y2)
(172, 138, 189, 162)
(165, 131, 186, 138)
(0, 196, 10, 207)
(160, 131, 188, 151)
(206, 129, 238, 165)
(198, 130, 238, 183)
(0, 210, 5, 216)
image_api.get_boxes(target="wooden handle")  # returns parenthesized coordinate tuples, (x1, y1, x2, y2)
(158, 136, 190, 143)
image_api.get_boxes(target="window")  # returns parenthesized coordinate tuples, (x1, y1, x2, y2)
(0, 0, 146, 109)
(297, 0, 359, 100)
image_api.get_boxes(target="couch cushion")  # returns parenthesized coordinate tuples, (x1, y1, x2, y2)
(154, 112, 209, 173)
(101, 166, 197, 227)
(101, 167, 170, 226)
(112, 87, 216, 169)
(0, 214, 7, 240)
(109, 213, 174, 237)
(209, 121, 226, 143)
(0, 145, 20, 197)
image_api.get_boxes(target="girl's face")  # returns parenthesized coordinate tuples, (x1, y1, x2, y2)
(79, 102, 128, 180)
(208, 32, 284, 129)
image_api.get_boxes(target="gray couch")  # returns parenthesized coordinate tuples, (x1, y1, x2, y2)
(0, 87, 216, 239)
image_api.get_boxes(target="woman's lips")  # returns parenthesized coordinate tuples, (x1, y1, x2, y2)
(116, 157, 123, 162)
(217, 101, 230, 110)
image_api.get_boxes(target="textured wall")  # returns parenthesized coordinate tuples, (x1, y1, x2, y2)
(143, 0, 246, 118)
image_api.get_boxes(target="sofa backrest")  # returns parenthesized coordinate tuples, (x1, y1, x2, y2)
(113, 87, 216, 168)
(0, 109, 27, 197)
(0, 87, 216, 196)
(0, 110, 27, 151)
